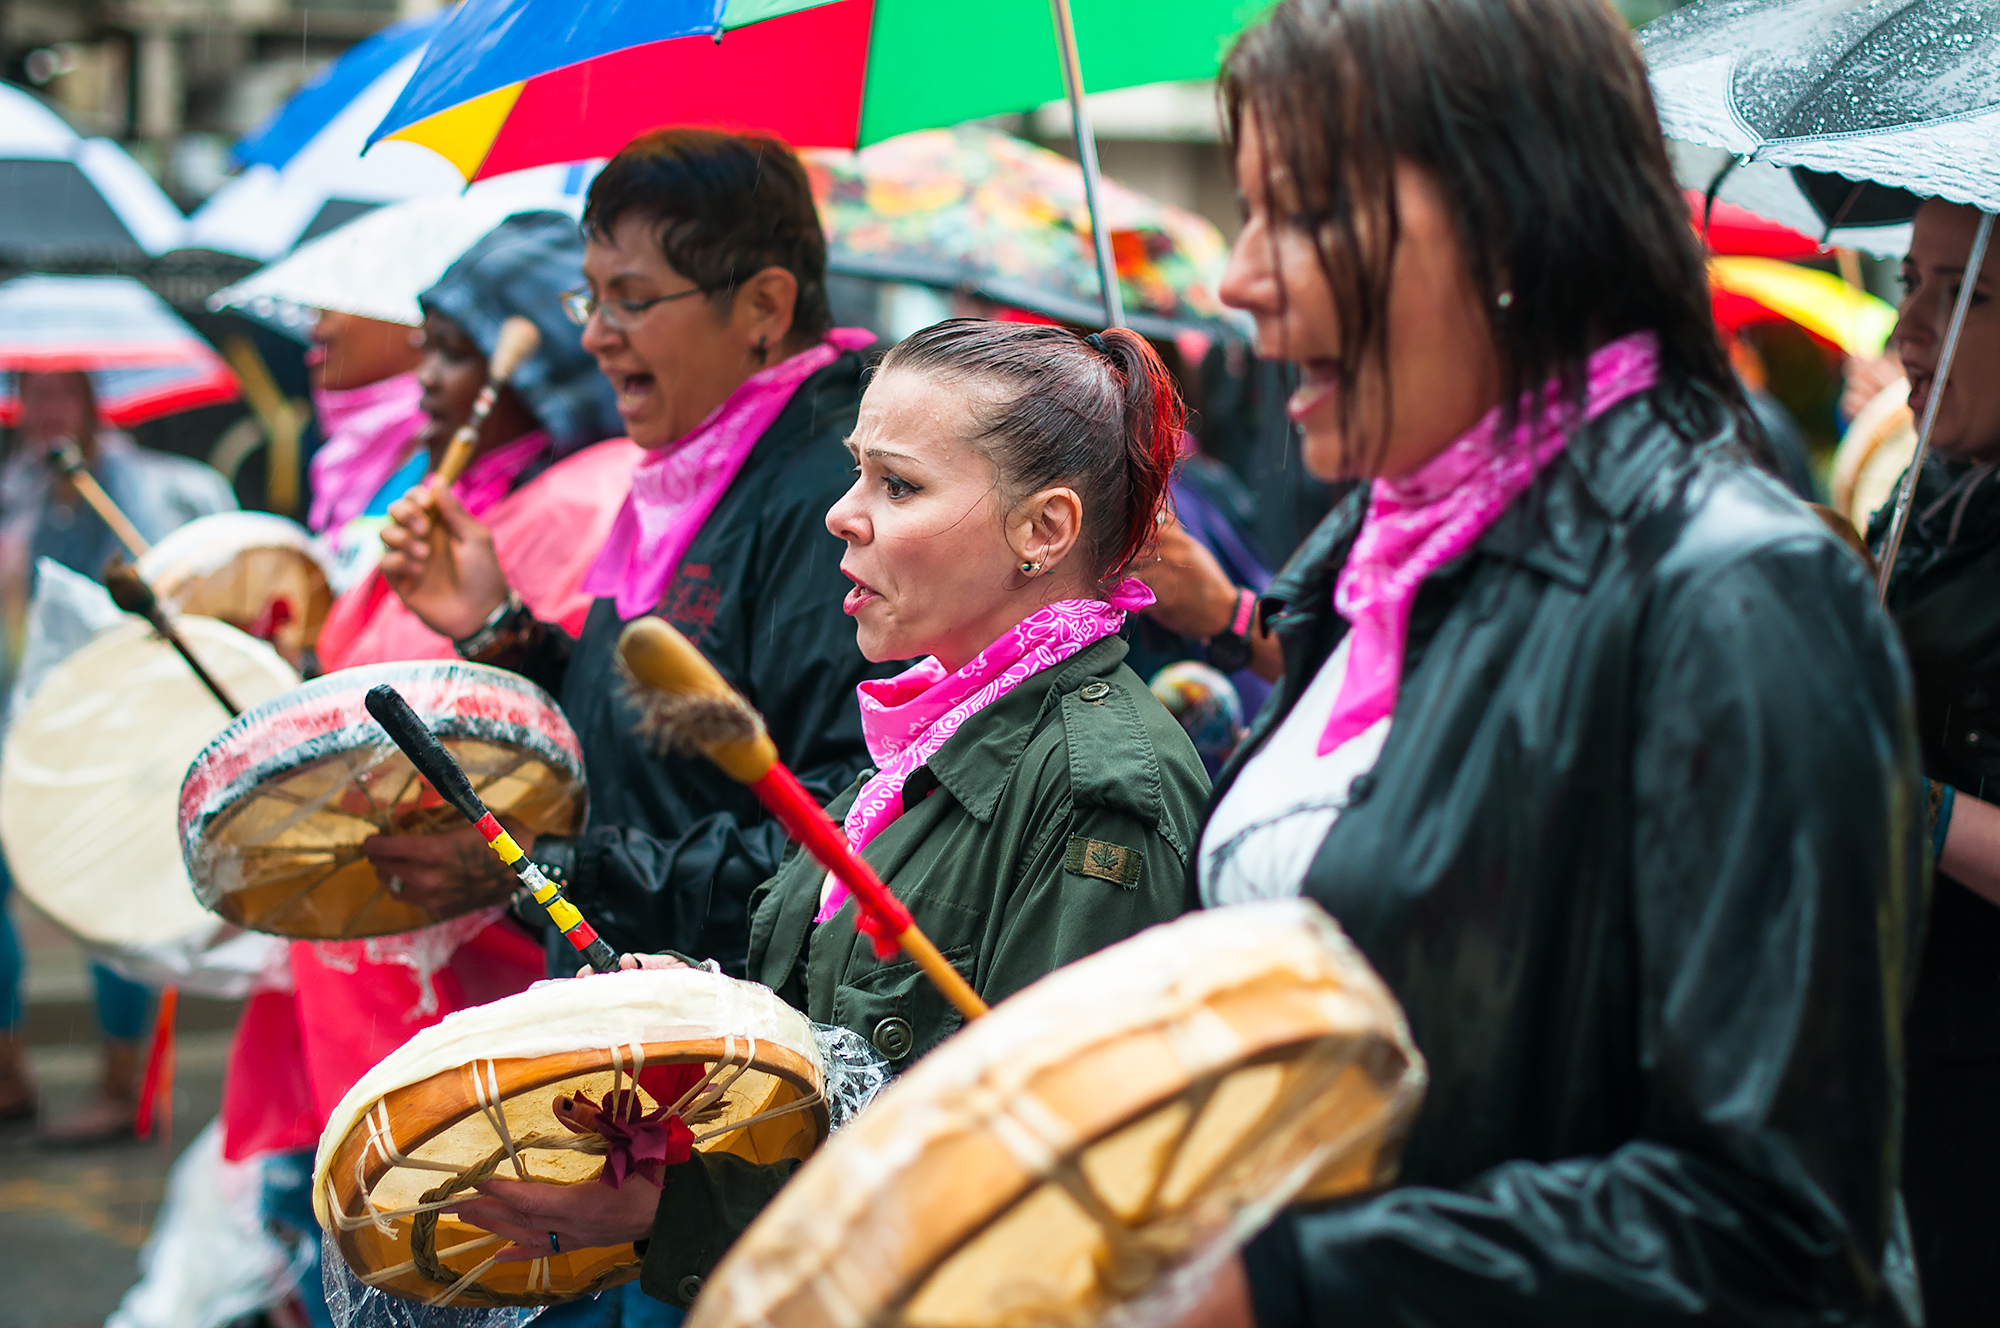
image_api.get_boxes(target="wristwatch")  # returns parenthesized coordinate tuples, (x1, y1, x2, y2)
(1204, 587, 1258, 673)
(453, 592, 533, 662)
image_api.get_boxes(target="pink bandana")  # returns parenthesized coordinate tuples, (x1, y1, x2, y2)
(818, 578, 1157, 924)
(583, 329, 877, 619)
(452, 429, 548, 518)
(1319, 332, 1660, 756)
(307, 372, 427, 533)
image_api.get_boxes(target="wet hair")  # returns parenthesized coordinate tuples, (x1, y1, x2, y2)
(582, 128, 831, 340)
(1221, 0, 1748, 471)
(878, 320, 1184, 585)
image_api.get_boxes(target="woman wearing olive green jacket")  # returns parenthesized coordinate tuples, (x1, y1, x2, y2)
(451, 321, 1210, 1300)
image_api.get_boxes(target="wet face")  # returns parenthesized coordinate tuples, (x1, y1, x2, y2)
(1894, 200, 2000, 463)
(309, 310, 424, 392)
(413, 311, 534, 460)
(1217, 116, 1502, 481)
(579, 214, 797, 449)
(16, 371, 94, 446)
(825, 371, 1084, 671)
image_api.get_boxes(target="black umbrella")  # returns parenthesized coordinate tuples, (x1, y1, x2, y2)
(1640, 0, 1998, 596)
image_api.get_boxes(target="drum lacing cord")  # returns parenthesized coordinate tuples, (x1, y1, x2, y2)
(470, 1058, 530, 1180)
(329, 1038, 827, 1304)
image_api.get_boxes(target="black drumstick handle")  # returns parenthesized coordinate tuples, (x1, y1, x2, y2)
(365, 684, 487, 823)
(363, 684, 618, 973)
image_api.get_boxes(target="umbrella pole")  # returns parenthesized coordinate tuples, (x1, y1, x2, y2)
(1046, 0, 1127, 329)
(1874, 209, 1995, 602)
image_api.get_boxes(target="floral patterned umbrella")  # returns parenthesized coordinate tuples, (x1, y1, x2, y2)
(808, 126, 1235, 336)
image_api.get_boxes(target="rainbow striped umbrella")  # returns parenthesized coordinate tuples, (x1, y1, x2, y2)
(368, 0, 1266, 323)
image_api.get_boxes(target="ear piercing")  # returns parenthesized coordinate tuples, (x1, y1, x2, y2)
(1020, 560, 1043, 574)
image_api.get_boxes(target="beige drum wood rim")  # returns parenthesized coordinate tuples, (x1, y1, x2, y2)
(688, 900, 1426, 1328)
(179, 661, 585, 940)
(135, 512, 334, 665)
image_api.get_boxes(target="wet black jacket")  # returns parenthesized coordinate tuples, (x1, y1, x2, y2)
(504, 352, 891, 975)
(1220, 389, 1925, 1327)
(1871, 458, 2000, 1059)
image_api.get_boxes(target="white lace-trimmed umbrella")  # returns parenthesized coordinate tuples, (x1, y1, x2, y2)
(208, 179, 593, 329)
(0, 80, 184, 263)
(1639, 0, 2000, 594)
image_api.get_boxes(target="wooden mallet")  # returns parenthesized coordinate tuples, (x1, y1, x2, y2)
(617, 616, 988, 1021)
(428, 316, 542, 494)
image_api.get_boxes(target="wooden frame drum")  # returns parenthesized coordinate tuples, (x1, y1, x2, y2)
(135, 511, 334, 666)
(688, 900, 1426, 1328)
(179, 660, 585, 939)
(316, 970, 830, 1307)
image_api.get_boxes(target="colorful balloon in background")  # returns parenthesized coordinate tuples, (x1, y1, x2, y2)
(1149, 660, 1245, 775)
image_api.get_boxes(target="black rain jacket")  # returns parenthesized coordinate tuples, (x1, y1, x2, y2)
(504, 352, 893, 975)
(1218, 388, 1926, 1327)
(1870, 457, 2000, 1059)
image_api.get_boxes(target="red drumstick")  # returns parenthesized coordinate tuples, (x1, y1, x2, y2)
(617, 617, 988, 1021)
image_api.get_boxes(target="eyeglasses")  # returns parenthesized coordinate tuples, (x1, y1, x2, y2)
(560, 284, 706, 331)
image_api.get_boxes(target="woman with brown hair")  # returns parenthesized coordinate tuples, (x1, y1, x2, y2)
(1179, 1, 1924, 1325)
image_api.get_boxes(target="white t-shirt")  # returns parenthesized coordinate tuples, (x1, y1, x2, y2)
(1199, 636, 1391, 907)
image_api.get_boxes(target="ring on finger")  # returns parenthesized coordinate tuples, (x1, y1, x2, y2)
(549, 1231, 561, 1254)
(388, 876, 405, 897)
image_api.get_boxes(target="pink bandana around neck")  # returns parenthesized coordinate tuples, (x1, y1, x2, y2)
(453, 429, 548, 519)
(582, 328, 877, 619)
(308, 372, 427, 533)
(1318, 331, 1660, 756)
(816, 578, 1157, 924)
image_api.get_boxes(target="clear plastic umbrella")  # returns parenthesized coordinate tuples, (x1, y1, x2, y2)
(1640, 0, 2000, 596)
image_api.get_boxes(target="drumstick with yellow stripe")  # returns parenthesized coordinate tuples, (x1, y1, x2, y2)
(363, 683, 618, 973)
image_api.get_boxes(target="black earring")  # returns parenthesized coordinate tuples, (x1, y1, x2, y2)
(754, 334, 770, 365)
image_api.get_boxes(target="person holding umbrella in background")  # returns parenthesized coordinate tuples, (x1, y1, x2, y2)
(0, 367, 236, 1142)
(1867, 196, 2000, 1328)
(302, 307, 429, 591)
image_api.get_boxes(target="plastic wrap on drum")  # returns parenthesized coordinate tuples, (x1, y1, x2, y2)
(179, 661, 586, 941)
(812, 1023, 891, 1132)
(314, 969, 831, 1310)
(322, 1236, 541, 1328)
(686, 900, 1429, 1328)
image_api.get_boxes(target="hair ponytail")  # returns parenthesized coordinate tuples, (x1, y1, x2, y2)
(1086, 328, 1184, 579)
(878, 319, 1188, 587)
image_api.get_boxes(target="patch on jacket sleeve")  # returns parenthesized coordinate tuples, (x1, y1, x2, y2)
(1064, 835, 1143, 887)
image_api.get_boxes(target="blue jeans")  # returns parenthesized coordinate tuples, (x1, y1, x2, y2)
(537, 1285, 684, 1327)
(263, 1149, 337, 1328)
(0, 858, 20, 1031)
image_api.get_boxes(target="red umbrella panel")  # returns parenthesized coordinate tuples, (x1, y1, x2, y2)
(0, 274, 238, 426)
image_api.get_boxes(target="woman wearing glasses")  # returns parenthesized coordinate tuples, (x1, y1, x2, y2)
(313, 210, 639, 668)
(369, 129, 888, 983)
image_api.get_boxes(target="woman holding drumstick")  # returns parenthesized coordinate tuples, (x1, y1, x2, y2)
(447, 320, 1213, 1308)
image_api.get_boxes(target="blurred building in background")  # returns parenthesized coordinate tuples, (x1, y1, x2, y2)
(1, 0, 440, 207)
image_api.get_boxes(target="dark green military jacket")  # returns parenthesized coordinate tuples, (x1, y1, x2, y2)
(640, 633, 1209, 1306)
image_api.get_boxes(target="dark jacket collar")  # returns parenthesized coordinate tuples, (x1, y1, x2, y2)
(1259, 388, 1701, 626)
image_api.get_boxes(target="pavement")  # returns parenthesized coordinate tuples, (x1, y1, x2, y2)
(2, 895, 244, 1328)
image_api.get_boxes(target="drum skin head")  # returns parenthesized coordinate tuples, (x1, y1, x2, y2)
(316, 970, 829, 1307)
(179, 661, 585, 940)
(687, 900, 1427, 1328)
(0, 617, 299, 961)
(135, 512, 334, 666)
